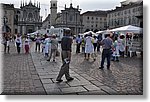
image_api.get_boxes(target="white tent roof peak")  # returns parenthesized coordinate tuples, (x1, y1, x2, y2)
(110, 25, 143, 33)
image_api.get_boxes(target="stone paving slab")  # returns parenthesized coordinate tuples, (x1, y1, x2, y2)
(3, 41, 140, 95)
(90, 80, 104, 86)
(67, 80, 92, 87)
(41, 78, 53, 84)
(77, 90, 108, 95)
(60, 86, 87, 94)
(30, 46, 108, 95)
(2, 42, 46, 95)
(46, 89, 63, 95)
(83, 85, 101, 91)
(100, 86, 118, 95)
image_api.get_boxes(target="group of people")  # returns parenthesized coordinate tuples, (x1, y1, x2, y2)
(2, 33, 30, 54)
(75, 34, 102, 61)
(2, 31, 126, 83)
(34, 34, 59, 62)
(33, 32, 74, 82)
(75, 32, 126, 70)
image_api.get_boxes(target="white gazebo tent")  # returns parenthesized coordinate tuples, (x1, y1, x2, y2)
(110, 25, 143, 33)
(96, 31, 104, 34)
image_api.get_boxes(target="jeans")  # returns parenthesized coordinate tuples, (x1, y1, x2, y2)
(100, 49, 111, 68)
(35, 43, 41, 52)
(4, 44, 9, 53)
(16, 43, 21, 53)
(76, 43, 81, 53)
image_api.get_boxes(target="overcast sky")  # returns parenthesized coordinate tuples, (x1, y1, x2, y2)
(0, 0, 139, 20)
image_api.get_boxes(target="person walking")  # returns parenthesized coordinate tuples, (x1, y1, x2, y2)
(47, 34, 58, 62)
(112, 36, 120, 61)
(84, 33, 95, 61)
(15, 34, 22, 54)
(35, 34, 41, 52)
(93, 36, 98, 52)
(3, 33, 10, 54)
(56, 31, 74, 82)
(81, 37, 85, 53)
(118, 34, 125, 57)
(76, 35, 82, 53)
(43, 34, 50, 57)
(97, 33, 103, 52)
(99, 34, 113, 70)
(24, 36, 30, 54)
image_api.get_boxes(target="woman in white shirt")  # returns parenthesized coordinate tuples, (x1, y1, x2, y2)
(84, 33, 94, 60)
(43, 35, 51, 57)
(93, 36, 98, 52)
(15, 34, 22, 54)
(24, 36, 30, 54)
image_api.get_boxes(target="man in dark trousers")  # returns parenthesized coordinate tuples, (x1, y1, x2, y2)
(99, 33, 113, 70)
(76, 35, 82, 53)
(97, 33, 102, 52)
(56, 30, 74, 82)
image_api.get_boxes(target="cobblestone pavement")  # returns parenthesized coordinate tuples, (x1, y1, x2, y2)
(30, 43, 143, 95)
(70, 53, 143, 95)
(31, 48, 108, 95)
(1, 41, 143, 95)
(1, 42, 46, 95)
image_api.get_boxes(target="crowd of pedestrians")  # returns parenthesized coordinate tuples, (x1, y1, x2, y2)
(1, 31, 134, 83)
(74, 32, 126, 70)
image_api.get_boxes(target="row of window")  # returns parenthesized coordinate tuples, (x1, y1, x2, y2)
(86, 24, 107, 28)
(86, 21, 106, 24)
(86, 16, 106, 21)
(108, 17, 139, 26)
(108, 6, 142, 18)
(84, 29, 105, 32)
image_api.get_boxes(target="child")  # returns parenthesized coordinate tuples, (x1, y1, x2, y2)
(24, 37, 30, 54)
(112, 37, 120, 61)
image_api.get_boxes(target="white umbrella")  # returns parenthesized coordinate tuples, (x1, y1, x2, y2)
(83, 31, 97, 36)
(110, 25, 143, 33)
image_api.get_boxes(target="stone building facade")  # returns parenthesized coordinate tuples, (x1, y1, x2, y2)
(42, 0, 143, 34)
(15, 1, 42, 34)
(107, 1, 143, 29)
(45, 0, 82, 35)
(42, 14, 51, 29)
(1, 4, 15, 35)
(81, 11, 107, 32)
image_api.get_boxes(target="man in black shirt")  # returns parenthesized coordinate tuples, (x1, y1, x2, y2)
(56, 31, 74, 82)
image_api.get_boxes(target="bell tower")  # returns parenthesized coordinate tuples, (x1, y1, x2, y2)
(50, 0, 57, 26)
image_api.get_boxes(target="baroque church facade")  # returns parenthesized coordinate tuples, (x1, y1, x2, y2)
(15, 0, 42, 34)
(48, 0, 83, 35)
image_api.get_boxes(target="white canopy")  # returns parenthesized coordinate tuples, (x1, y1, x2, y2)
(96, 31, 104, 34)
(110, 25, 143, 33)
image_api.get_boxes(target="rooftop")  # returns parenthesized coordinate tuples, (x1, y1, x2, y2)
(108, 1, 143, 13)
(81, 10, 108, 16)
